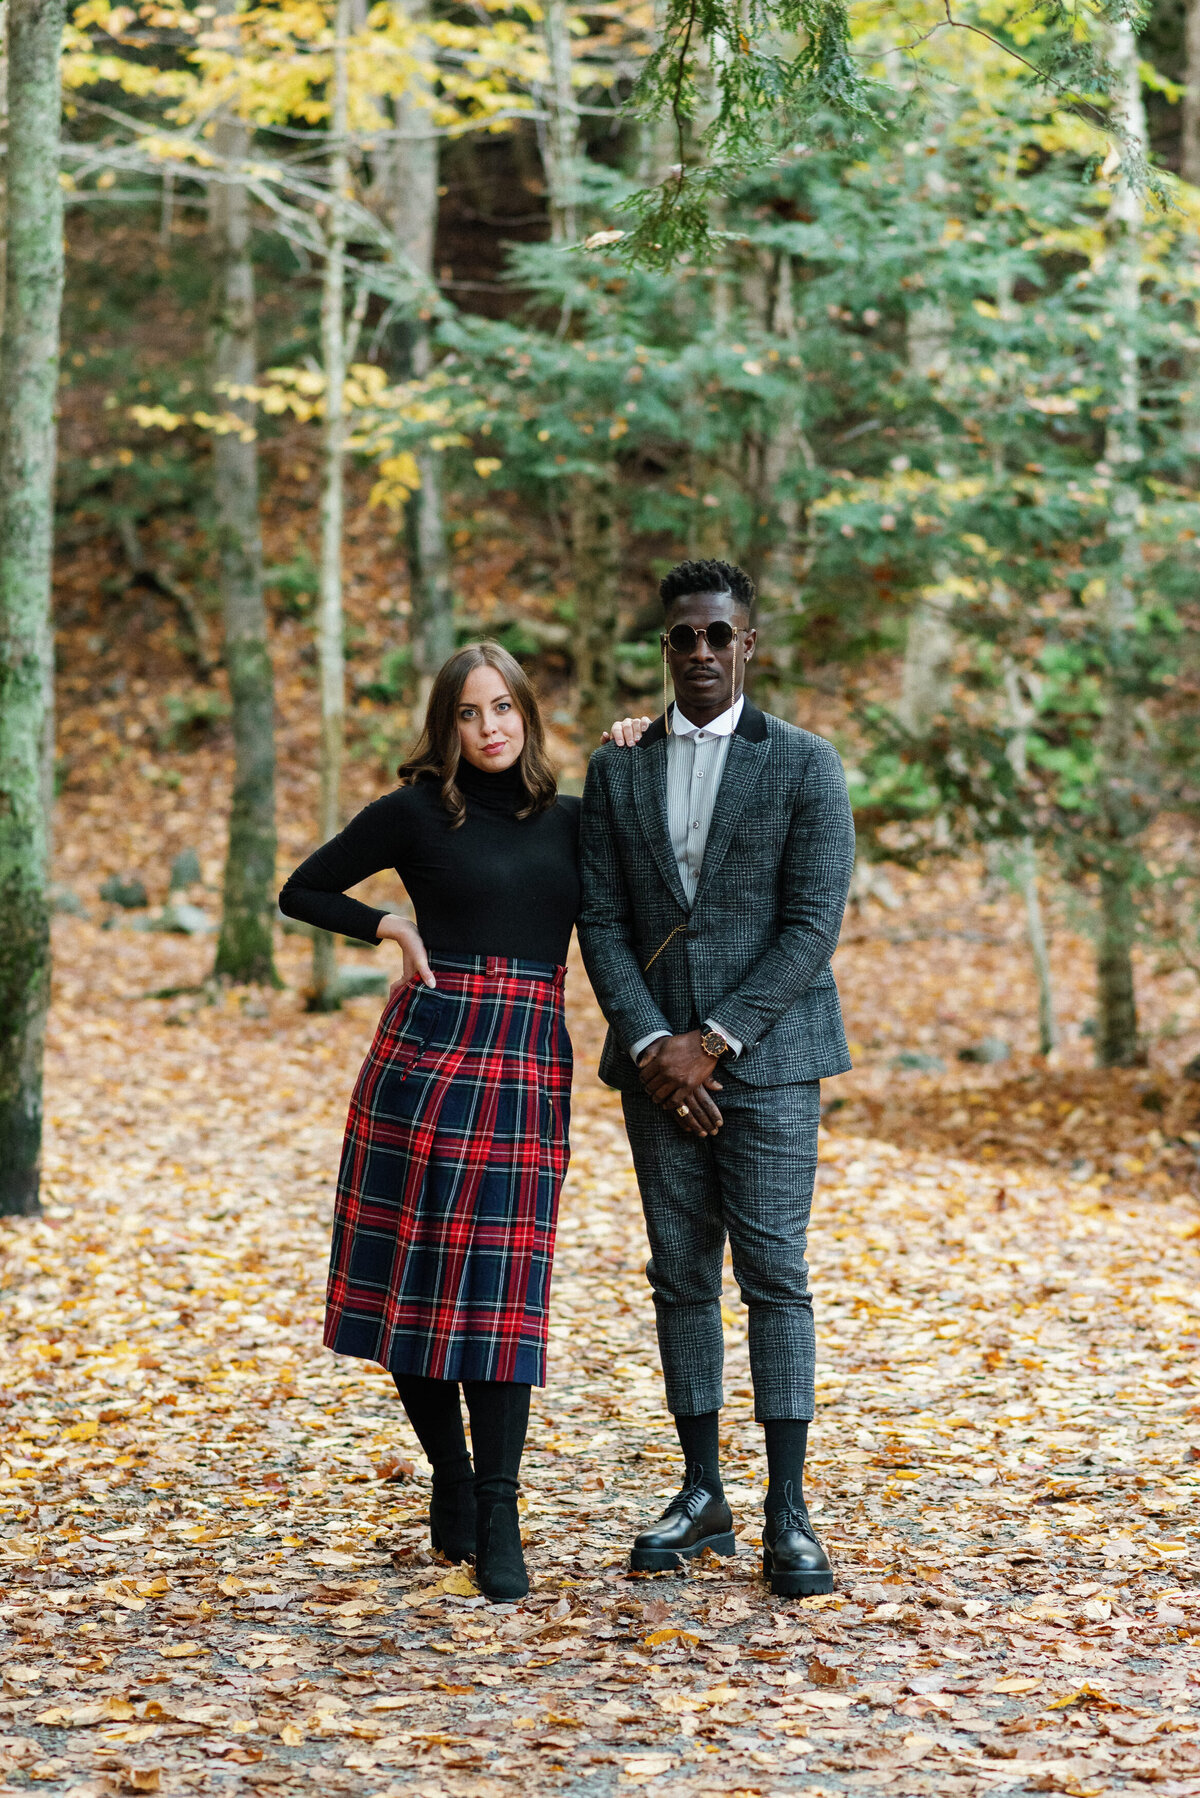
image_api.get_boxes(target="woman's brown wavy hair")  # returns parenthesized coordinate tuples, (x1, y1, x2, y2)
(397, 641, 558, 828)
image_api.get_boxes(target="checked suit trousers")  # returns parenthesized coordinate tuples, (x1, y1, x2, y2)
(621, 1076, 821, 1423)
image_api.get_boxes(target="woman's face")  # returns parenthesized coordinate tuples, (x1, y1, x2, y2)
(456, 663, 526, 774)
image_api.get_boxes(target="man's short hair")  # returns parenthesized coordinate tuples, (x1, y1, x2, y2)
(659, 558, 755, 620)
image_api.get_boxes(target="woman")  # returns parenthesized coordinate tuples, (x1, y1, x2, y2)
(280, 643, 643, 1602)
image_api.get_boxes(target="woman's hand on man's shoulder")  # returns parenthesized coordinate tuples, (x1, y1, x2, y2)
(601, 716, 652, 749)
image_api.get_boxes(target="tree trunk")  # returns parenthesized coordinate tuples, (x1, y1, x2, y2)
(1095, 19, 1146, 1068)
(751, 252, 814, 713)
(0, 0, 64, 1217)
(898, 299, 956, 737)
(210, 115, 279, 988)
(1184, 0, 1200, 185)
(1097, 864, 1139, 1066)
(310, 0, 351, 1013)
(405, 428, 455, 705)
(541, 0, 578, 245)
(375, 0, 454, 708)
(570, 474, 620, 749)
(1002, 662, 1057, 1054)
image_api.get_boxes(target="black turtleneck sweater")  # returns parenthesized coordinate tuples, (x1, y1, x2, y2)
(278, 763, 582, 966)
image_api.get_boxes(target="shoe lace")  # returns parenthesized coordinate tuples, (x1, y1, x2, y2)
(662, 1468, 713, 1523)
(772, 1480, 816, 1540)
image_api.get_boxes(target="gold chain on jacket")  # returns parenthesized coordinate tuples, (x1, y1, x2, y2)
(642, 921, 688, 973)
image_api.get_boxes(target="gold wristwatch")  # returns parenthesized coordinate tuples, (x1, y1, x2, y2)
(700, 1028, 731, 1060)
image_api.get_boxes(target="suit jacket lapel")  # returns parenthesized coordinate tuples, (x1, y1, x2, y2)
(692, 707, 770, 907)
(631, 732, 690, 912)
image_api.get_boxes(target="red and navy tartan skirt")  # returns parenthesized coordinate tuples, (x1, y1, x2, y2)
(325, 952, 572, 1386)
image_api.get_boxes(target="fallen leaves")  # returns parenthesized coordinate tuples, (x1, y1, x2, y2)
(0, 848, 1194, 1798)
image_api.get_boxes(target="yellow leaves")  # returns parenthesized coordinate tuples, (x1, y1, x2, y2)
(278, 1723, 306, 1746)
(473, 457, 502, 479)
(63, 1419, 99, 1441)
(370, 454, 422, 514)
(219, 1576, 246, 1597)
(121, 1769, 163, 1793)
(643, 1627, 700, 1647)
(440, 1569, 477, 1597)
(992, 1676, 1042, 1694)
(38, 1697, 135, 1727)
(129, 405, 187, 433)
(1049, 1683, 1122, 1711)
(158, 1642, 207, 1659)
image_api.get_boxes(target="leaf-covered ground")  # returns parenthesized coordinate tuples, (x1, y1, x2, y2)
(3, 870, 1200, 1798)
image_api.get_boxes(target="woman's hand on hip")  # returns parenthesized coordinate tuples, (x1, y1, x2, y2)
(377, 915, 436, 990)
(601, 715, 652, 748)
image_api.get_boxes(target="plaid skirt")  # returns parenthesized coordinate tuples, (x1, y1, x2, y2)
(325, 953, 572, 1385)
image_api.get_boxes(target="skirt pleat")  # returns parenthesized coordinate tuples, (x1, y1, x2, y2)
(324, 953, 572, 1384)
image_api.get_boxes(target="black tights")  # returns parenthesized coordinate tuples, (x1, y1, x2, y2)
(392, 1373, 530, 1502)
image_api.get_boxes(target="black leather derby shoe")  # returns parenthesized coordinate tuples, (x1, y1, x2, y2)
(762, 1485, 833, 1597)
(630, 1481, 737, 1572)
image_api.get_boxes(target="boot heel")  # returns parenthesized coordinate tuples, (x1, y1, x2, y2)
(476, 1499, 529, 1603)
(429, 1480, 475, 1563)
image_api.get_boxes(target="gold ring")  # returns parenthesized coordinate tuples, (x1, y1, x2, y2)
(676, 1104, 690, 1118)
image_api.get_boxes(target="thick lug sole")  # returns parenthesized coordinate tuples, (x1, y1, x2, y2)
(762, 1547, 833, 1597)
(630, 1530, 737, 1573)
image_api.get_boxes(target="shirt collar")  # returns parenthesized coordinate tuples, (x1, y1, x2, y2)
(671, 694, 745, 739)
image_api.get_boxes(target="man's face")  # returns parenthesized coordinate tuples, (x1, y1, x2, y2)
(663, 590, 756, 722)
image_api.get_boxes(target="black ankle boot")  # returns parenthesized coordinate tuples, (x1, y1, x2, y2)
(475, 1496, 529, 1602)
(429, 1472, 475, 1563)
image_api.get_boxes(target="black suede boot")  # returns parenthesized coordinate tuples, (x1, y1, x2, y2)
(463, 1380, 531, 1602)
(392, 1373, 475, 1563)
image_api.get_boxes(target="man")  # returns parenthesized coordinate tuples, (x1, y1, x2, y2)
(577, 559, 855, 1597)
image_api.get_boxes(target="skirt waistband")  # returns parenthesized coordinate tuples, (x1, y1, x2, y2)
(427, 952, 566, 988)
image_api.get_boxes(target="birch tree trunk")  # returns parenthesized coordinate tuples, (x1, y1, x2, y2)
(1003, 665, 1057, 1055)
(376, 0, 454, 707)
(1095, 20, 1146, 1068)
(1181, 0, 1200, 467)
(0, 0, 64, 1216)
(210, 116, 279, 987)
(539, 3, 618, 747)
(542, 0, 578, 245)
(310, 0, 350, 1012)
(897, 299, 956, 738)
(1184, 0, 1200, 185)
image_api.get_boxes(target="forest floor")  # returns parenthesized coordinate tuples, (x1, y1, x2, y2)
(3, 865, 1200, 1798)
(6, 541, 1200, 1796)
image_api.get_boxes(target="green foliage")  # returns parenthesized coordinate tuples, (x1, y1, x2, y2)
(160, 688, 231, 749)
(265, 549, 320, 619)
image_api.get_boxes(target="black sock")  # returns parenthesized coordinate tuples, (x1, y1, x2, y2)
(674, 1411, 723, 1498)
(763, 1418, 809, 1519)
(392, 1373, 472, 1486)
(462, 1380, 531, 1506)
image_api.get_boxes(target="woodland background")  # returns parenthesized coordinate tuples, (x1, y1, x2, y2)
(2, 1, 1200, 1795)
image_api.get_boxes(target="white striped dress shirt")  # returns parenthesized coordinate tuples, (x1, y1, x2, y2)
(630, 696, 744, 1063)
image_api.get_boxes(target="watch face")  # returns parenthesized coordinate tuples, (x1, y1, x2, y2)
(702, 1031, 728, 1057)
